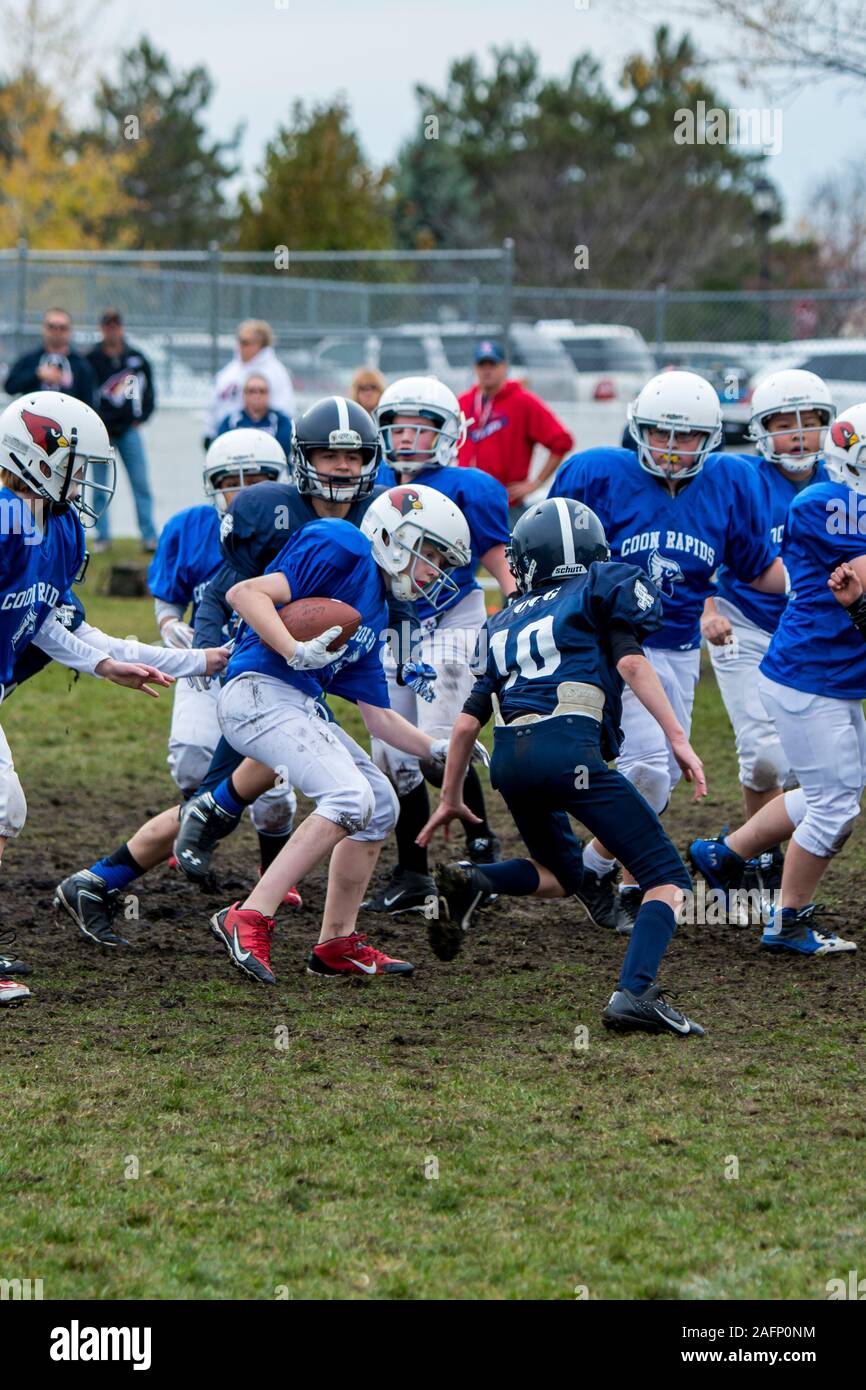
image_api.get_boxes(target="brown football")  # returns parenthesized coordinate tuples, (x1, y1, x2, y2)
(276, 596, 362, 651)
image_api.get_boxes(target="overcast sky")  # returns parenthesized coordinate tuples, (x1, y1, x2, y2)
(91, 0, 866, 232)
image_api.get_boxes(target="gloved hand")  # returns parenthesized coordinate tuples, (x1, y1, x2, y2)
(285, 626, 347, 671)
(428, 737, 491, 770)
(397, 660, 437, 703)
(162, 618, 194, 650)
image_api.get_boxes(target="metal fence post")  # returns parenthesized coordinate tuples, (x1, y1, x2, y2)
(501, 238, 515, 357)
(208, 241, 221, 377)
(654, 283, 667, 354)
(15, 238, 28, 359)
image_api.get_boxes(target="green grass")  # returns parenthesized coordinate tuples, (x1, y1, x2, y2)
(1, 543, 864, 1299)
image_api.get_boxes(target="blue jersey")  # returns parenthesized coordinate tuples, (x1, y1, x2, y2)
(549, 448, 778, 650)
(470, 563, 664, 760)
(0, 491, 86, 687)
(147, 505, 223, 621)
(226, 519, 390, 707)
(377, 463, 509, 622)
(715, 456, 829, 633)
(761, 481, 866, 699)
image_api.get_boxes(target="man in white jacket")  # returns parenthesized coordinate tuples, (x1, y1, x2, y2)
(204, 320, 295, 448)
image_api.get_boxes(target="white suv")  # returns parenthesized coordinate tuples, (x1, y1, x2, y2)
(535, 322, 656, 402)
(749, 340, 866, 413)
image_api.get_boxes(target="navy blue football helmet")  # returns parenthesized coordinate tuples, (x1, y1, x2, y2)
(506, 497, 610, 594)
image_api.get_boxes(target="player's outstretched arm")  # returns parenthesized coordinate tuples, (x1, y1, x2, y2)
(617, 653, 707, 801)
(33, 613, 229, 680)
(416, 713, 485, 847)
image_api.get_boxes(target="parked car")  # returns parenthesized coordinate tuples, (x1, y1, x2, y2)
(535, 322, 656, 403)
(749, 339, 866, 415)
(654, 342, 779, 445)
(307, 322, 577, 404)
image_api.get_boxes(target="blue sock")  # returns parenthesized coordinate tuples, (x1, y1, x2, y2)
(88, 844, 144, 893)
(212, 778, 246, 819)
(619, 900, 677, 994)
(474, 858, 540, 896)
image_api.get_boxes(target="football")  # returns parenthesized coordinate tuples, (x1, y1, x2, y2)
(276, 596, 362, 650)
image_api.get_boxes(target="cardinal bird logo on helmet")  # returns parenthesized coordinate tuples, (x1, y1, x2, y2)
(21, 409, 69, 457)
(389, 487, 423, 517)
(831, 419, 860, 451)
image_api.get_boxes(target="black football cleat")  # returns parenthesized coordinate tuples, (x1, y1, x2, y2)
(429, 861, 489, 961)
(361, 866, 438, 919)
(615, 886, 643, 934)
(466, 832, 501, 865)
(0, 930, 32, 976)
(602, 984, 705, 1037)
(574, 868, 632, 933)
(54, 870, 129, 946)
(174, 791, 241, 886)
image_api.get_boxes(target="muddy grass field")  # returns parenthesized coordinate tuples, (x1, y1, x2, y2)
(1, 547, 864, 1300)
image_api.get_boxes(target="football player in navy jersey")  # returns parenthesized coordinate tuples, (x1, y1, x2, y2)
(418, 496, 707, 1037)
(209, 485, 482, 983)
(0, 393, 229, 1001)
(548, 370, 786, 931)
(700, 370, 834, 898)
(363, 376, 515, 918)
(53, 399, 434, 944)
(690, 403, 866, 958)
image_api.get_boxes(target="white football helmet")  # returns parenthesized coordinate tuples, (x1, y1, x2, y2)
(203, 429, 289, 513)
(822, 404, 866, 495)
(375, 376, 467, 473)
(361, 483, 471, 610)
(748, 369, 835, 474)
(0, 391, 115, 526)
(628, 370, 722, 479)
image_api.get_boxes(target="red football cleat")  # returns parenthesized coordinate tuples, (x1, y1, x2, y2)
(307, 932, 414, 978)
(1, 977, 31, 1006)
(167, 855, 179, 870)
(210, 903, 276, 984)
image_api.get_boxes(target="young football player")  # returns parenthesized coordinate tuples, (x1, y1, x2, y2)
(700, 370, 833, 895)
(0, 393, 228, 1000)
(689, 404, 866, 957)
(418, 496, 707, 1037)
(548, 370, 786, 930)
(362, 375, 514, 918)
(147, 429, 296, 874)
(208, 484, 483, 983)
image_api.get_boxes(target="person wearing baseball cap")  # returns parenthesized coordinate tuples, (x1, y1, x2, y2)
(458, 338, 573, 525)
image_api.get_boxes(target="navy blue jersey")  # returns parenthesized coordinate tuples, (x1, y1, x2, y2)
(377, 462, 509, 621)
(715, 456, 829, 632)
(226, 519, 390, 707)
(470, 562, 664, 759)
(0, 491, 86, 686)
(147, 504, 222, 621)
(762, 481, 866, 699)
(549, 448, 777, 650)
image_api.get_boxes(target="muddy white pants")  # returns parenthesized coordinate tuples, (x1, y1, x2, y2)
(0, 720, 26, 841)
(709, 597, 790, 792)
(616, 646, 701, 813)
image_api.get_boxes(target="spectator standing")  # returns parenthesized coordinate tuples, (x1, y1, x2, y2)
(87, 309, 158, 553)
(457, 339, 573, 526)
(350, 366, 386, 414)
(204, 320, 295, 448)
(215, 374, 293, 455)
(5, 307, 96, 404)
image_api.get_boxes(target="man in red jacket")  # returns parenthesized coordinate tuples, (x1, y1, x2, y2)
(457, 339, 573, 524)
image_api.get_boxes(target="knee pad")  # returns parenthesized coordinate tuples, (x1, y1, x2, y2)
(168, 741, 214, 798)
(351, 766, 399, 842)
(318, 779, 375, 838)
(791, 790, 860, 859)
(249, 785, 297, 836)
(0, 768, 26, 839)
(622, 761, 670, 815)
(371, 737, 423, 796)
(741, 750, 787, 794)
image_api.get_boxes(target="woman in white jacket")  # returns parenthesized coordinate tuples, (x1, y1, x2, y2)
(204, 320, 295, 446)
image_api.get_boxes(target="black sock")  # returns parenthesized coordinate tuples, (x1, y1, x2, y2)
(462, 766, 490, 840)
(257, 830, 291, 872)
(395, 782, 430, 876)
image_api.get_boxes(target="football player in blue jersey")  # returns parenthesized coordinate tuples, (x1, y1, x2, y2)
(690, 403, 866, 957)
(700, 370, 834, 899)
(549, 370, 786, 931)
(362, 376, 515, 917)
(0, 393, 229, 1001)
(53, 398, 436, 944)
(418, 496, 708, 1036)
(146, 428, 297, 877)
(208, 484, 483, 984)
